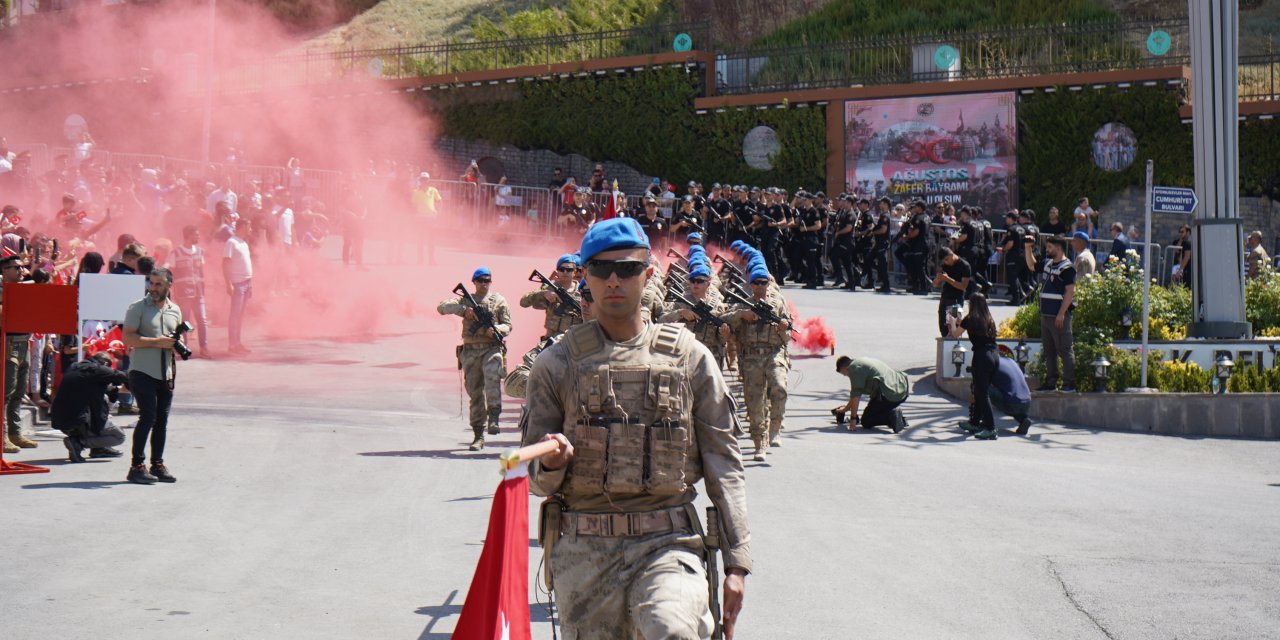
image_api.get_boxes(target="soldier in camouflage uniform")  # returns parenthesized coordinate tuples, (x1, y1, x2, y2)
(524, 218, 750, 640)
(436, 267, 512, 451)
(725, 266, 792, 462)
(659, 262, 732, 370)
(520, 253, 584, 339)
(639, 253, 668, 323)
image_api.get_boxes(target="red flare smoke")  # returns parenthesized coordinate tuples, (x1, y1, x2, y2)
(785, 301, 835, 355)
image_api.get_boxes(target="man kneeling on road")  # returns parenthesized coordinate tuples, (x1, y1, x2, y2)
(53, 353, 128, 463)
(833, 355, 910, 433)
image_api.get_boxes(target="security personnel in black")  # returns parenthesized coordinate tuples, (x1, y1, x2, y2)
(973, 206, 995, 294)
(781, 191, 806, 283)
(867, 198, 893, 292)
(635, 195, 667, 248)
(896, 200, 931, 294)
(1002, 211, 1029, 305)
(747, 188, 781, 278)
(798, 192, 826, 288)
(1018, 209, 1040, 244)
(849, 198, 874, 288)
(706, 183, 732, 247)
(731, 185, 756, 246)
(671, 196, 704, 237)
(829, 195, 857, 288)
(955, 206, 991, 294)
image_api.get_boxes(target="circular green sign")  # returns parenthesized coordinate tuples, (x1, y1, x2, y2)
(934, 45, 959, 70)
(673, 33, 693, 52)
(1147, 30, 1171, 56)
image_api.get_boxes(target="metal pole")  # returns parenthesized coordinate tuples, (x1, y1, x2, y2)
(1141, 159, 1153, 388)
(200, 0, 216, 167)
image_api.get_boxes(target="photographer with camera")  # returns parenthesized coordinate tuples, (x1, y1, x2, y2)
(121, 269, 185, 484)
(52, 352, 128, 463)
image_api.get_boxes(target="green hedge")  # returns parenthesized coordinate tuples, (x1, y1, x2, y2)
(437, 67, 827, 190)
(1018, 85, 1280, 215)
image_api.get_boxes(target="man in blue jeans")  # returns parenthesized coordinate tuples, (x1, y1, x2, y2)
(122, 269, 184, 484)
(218, 224, 254, 356)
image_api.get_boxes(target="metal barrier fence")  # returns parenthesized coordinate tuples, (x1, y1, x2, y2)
(1240, 53, 1280, 102)
(716, 18, 1194, 95)
(217, 21, 710, 94)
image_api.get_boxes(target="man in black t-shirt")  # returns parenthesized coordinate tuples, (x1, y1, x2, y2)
(896, 200, 931, 294)
(829, 195, 857, 288)
(635, 195, 667, 250)
(933, 247, 972, 337)
(799, 193, 826, 288)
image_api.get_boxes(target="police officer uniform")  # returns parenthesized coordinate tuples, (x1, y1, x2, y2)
(437, 267, 512, 450)
(523, 218, 751, 640)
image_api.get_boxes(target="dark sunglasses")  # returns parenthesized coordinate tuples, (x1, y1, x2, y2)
(688, 278, 709, 284)
(556, 266, 577, 273)
(473, 278, 492, 284)
(751, 280, 769, 286)
(585, 259, 647, 280)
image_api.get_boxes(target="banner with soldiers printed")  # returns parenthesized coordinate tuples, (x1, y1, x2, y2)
(843, 92, 1017, 211)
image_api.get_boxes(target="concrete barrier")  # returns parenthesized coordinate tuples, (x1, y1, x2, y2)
(934, 339, 1279, 439)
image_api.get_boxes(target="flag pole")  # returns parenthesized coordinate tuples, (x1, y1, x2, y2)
(499, 439, 562, 474)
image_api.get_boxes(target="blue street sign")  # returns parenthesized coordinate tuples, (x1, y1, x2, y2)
(1147, 30, 1171, 56)
(673, 33, 693, 52)
(1151, 186, 1198, 214)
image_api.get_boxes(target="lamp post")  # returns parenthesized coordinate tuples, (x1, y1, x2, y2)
(1015, 339, 1031, 372)
(951, 342, 967, 378)
(1092, 355, 1111, 393)
(1121, 306, 1134, 332)
(1215, 354, 1234, 394)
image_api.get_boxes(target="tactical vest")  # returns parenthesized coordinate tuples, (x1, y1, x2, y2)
(736, 298, 789, 352)
(560, 322, 694, 499)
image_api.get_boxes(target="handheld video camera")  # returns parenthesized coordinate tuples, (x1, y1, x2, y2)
(170, 321, 195, 361)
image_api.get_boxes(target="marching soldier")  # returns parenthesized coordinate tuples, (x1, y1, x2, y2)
(523, 217, 751, 640)
(521, 253, 584, 340)
(436, 267, 512, 451)
(726, 265, 792, 462)
(660, 262, 733, 369)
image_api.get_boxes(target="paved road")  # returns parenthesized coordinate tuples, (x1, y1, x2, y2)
(4, 245, 1278, 640)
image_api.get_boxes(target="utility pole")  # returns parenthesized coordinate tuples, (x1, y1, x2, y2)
(1187, 0, 1250, 338)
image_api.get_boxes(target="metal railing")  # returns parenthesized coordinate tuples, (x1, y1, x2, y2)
(1240, 53, 1280, 102)
(216, 21, 709, 94)
(715, 18, 1192, 95)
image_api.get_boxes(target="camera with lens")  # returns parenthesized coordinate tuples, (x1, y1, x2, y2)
(170, 321, 195, 361)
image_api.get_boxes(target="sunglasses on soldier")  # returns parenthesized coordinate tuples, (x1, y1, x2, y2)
(750, 279, 769, 286)
(473, 278, 492, 284)
(688, 277, 709, 284)
(556, 266, 577, 273)
(585, 259, 647, 280)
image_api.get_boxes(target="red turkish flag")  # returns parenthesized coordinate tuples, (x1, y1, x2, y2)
(452, 465, 532, 640)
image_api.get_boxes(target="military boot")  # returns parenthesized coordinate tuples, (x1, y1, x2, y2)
(752, 436, 766, 462)
(468, 427, 485, 452)
(3, 434, 18, 454)
(8, 430, 37, 449)
(769, 423, 782, 447)
(486, 409, 501, 436)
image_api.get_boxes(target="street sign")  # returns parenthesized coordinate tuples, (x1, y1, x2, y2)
(1151, 186, 1198, 214)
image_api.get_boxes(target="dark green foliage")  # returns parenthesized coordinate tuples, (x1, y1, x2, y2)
(755, 0, 1116, 47)
(1019, 85, 1280, 216)
(439, 67, 827, 190)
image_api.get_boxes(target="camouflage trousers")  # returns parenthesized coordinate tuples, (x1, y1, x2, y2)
(551, 530, 715, 640)
(740, 351, 788, 440)
(460, 344, 505, 429)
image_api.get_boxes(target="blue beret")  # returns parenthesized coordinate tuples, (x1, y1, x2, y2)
(472, 266, 492, 280)
(579, 218, 650, 261)
(558, 253, 580, 267)
(688, 246, 706, 256)
(689, 259, 711, 270)
(1072, 231, 1090, 243)
(686, 232, 703, 243)
(748, 267, 771, 282)
(688, 264, 712, 279)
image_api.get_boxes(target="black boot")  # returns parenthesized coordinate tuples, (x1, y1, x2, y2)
(468, 427, 485, 451)
(486, 409, 501, 436)
(64, 436, 85, 463)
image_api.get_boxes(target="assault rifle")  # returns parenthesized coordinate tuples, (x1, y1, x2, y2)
(527, 270, 582, 317)
(723, 285, 795, 334)
(667, 290, 726, 328)
(677, 214, 706, 235)
(452, 282, 506, 349)
(712, 254, 744, 284)
(666, 248, 689, 266)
